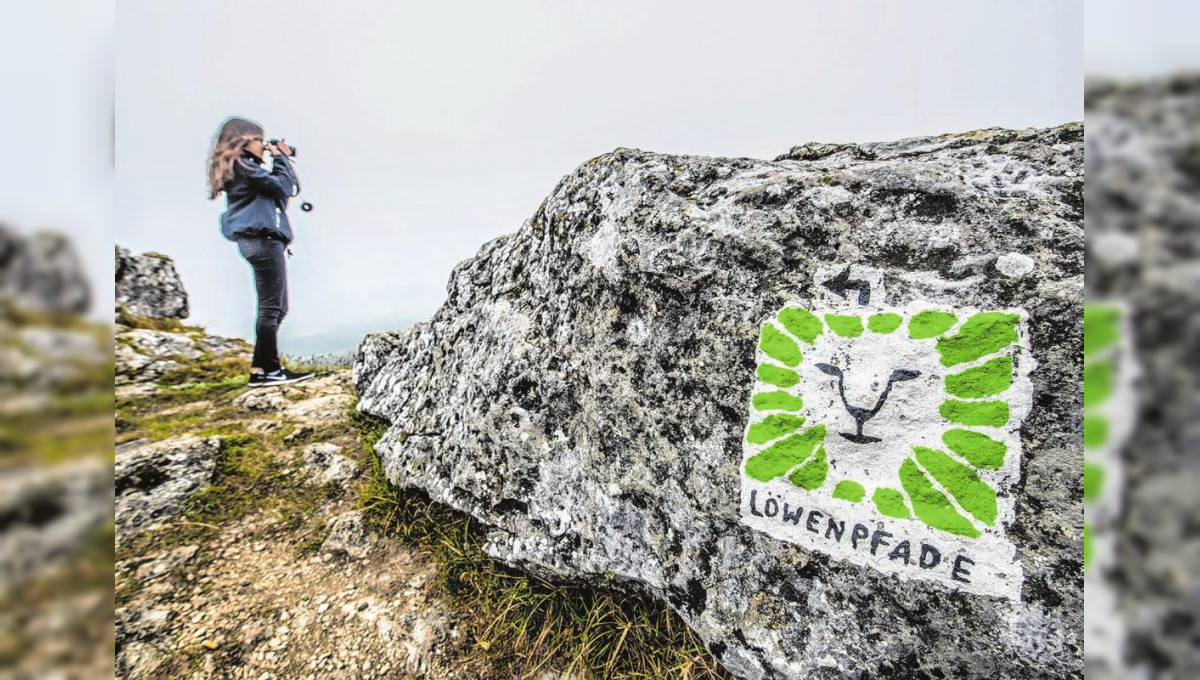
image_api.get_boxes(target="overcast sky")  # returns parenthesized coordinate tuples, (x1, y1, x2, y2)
(1085, 0, 1200, 76)
(1, 2, 113, 320)
(109, 0, 1089, 354)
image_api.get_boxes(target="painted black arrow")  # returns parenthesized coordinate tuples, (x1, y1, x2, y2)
(822, 266, 871, 305)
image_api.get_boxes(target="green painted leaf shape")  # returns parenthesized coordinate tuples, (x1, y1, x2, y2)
(753, 391, 803, 411)
(899, 458, 981, 537)
(744, 425, 826, 481)
(873, 487, 911, 518)
(825, 315, 863, 338)
(1084, 416, 1109, 450)
(759, 323, 801, 367)
(1084, 305, 1120, 357)
(833, 480, 865, 502)
(942, 429, 1006, 469)
(1084, 463, 1105, 502)
(873, 486, 907, 518)
(936, 312, 1020, 367)
(913, 447, 997, 526)
(757, 364, 799, 388)
(940, 400, 1009, 427)
(909, 310, 957, 339)
(788, 444, 828, 490)
(778, 308, 823, 345)
(746, 414, 806, 444)
(867, 313, 903, 334)
(1084, 359, 1114, 408)
(945, 356, 1013, 398)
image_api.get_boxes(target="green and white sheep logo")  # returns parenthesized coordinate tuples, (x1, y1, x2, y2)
(742, 304, 1033, 540)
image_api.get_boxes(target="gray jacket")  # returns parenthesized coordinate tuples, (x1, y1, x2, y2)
(219, 150, 300, 244)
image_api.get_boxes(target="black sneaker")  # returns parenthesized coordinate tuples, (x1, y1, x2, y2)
(248, 368, 314, 388)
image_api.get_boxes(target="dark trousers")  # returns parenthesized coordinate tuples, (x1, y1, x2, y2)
(236, 236, 288, 373)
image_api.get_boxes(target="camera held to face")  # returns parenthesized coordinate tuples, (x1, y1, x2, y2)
(265, 139, 311, 211)
(266, 138, 296, 158)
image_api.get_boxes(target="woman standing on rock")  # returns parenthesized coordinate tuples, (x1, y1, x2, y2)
(207, 116, 313, 387)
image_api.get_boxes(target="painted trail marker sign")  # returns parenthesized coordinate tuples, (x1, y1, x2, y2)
(1083, 301, 1138, 672)
(740, 267, 1036, 600)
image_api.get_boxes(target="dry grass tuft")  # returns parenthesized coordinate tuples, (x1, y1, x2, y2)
(351, 403, 732, 680)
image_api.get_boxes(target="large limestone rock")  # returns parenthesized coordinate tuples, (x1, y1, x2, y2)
(355, 125, 1084, 678)
(0, 227, 90, 315)
(115, 246, 189, 319)
(0, 458, 112, 590)
(114, 436, 221, 544)
(114, 327, 250, 388)
(1085, 75, 1200, 677)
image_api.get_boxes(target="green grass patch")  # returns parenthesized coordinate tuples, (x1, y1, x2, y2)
(349, 400, 731, 680)
(117, 428, 337, 564)
(48, 388, 115, 419)
(158, 353, 251, 386)
(114, 356, 262, 443)
(115, 400, 241, 445)
(115, 306, 204, 334)
(153, 375, 249, 406)
(0, 299, 98, 332)
(14, 425, 114, 467)
(0, 389, 114, 468)
(2, 389, 112, 438)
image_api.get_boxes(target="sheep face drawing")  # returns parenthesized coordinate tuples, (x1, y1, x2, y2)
(742, 304, 1034, 540)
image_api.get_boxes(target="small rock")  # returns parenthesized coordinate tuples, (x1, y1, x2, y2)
(0, 458, 110, 591)
(141, 609, 175, 637)
(115, 246, 189, 319)
(248, 419, 282, 433)
(134, 545, 200, 582)
(242, 621, 270, 646)
(234, 389, 290, 412)
(319, 511, 374, 560)
(284, 424, 314, 444)
(115, 437, 220, 543)
(118, 641, 166, 679)
(284, 394, 355, 425)
(302, 443, 360, 486)
(120, 328, 202, 360)
(0, 230, 89, 314)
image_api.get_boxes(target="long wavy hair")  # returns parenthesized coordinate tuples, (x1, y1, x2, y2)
(206, 116, 265, 200)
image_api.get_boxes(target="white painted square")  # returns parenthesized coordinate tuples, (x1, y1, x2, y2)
(739, 299, 1035, 600)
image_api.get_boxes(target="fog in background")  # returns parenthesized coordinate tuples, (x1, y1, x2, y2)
(1085, 0, 1200, 76)
(1, 2, 113, 320)
(117, 0, 1081, 355)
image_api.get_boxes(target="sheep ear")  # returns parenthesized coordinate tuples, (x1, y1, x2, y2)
(815, 363, 841, 377)
(890, 369, 921, 382)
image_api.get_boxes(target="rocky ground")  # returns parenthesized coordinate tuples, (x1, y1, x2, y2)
(114, 317, 713, 679)
(0, 227, 113, 679)
(112, 244, 725, 680)
(114, 321, 484, 679)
